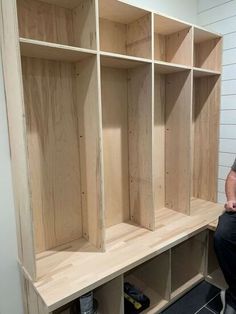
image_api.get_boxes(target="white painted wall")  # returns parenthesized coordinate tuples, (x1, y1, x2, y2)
(0, 53, 23, 314)
(197, 0, 236, 204)
(123, 0, 198, 23)
(0, 1, 199, 313)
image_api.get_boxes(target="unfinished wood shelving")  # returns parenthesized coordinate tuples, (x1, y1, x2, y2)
(154, 14, 193, 66)
(0, 0, 223, 313)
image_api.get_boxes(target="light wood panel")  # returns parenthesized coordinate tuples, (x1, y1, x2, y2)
(22, 57, 83, 252)
(154, 14, 191, 35)
(0, 0, 36, 279)
(76, 55, 104, 249)
(194, 38, 222, 71)
(94, 276, 124, 314)
(127, 14, 152, 59)
(171, 232, 206, 295)
(128, 64, 154, 230)
(154, 28, 193, 66)
(99, 18, 127, 55)
(99, 0, 147, 24)
(20, 38, 96, 62)
(125, 251, 170, 313)
(99, 11, 151, 58)
(193, 76, 221, 202)
(101, 67, 130, 227)
(154, 74, 165, 210)
(165, 71, 192, 214)
(17, 0, 97, 49)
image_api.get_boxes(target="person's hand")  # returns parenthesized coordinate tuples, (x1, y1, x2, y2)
(224, 200, 236, 212)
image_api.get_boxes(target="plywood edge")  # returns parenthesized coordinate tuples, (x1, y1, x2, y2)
(193, 67, 221, 77)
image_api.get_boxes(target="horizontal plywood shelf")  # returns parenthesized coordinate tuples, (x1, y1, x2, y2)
(171, 274, 204, 299)
(155, 61, 191, 74)
(20, 38, 96, 62)
(100, 51, 152, 68)
(193, 67, 221, 77)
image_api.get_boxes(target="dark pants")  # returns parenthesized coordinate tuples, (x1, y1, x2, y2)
(214, 211, 236, 310)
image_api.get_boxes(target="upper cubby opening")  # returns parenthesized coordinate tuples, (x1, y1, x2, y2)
(194, 27, 222, 71)
(17, 0, 97, 50)
(99, 0, 152, 59)
(154, 14, 193, 66)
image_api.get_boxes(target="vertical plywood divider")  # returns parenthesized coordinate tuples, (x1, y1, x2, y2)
(165, 71, 192, 214)
(153, 73, 166, 210)
(76, 55, 105, 250)
(128, 64, 155, 230)
(0, 0, 36, 279)
(193, 76, 220, 202)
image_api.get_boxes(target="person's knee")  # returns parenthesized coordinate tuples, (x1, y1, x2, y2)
(214, 213, 235, 243)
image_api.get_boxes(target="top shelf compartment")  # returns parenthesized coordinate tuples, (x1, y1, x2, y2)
(154, 14, 193, 66)
(99, 0, 152, 59)
(17, 0, 97, 50)
(194, 27, 222, 71)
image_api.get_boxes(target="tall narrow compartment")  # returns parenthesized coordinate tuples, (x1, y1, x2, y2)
(154, 64, 192, 221)
(100, 55, 154, 245)
(191, 72, 221, 210)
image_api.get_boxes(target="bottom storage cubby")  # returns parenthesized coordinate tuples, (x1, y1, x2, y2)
(206, 230, 227, 290)
(171, 232, 207, 298)
(124, 251, 170, 313)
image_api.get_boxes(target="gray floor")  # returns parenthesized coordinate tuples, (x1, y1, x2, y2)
(161, 281, 222, 314)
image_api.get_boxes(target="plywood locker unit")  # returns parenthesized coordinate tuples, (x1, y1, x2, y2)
(206, 230, 227, 290)
(171, 231, 207, 299)
(21, 50, 104, 280)
(124, 251, 171, 313)
(99, 0, 151, 59)
(154, 64, 192, 217)
(191, 72, 221, 209)
(17, 0, 97, 50)
(100, 55, 154, 240)
(154, 14, 193, 66)
(194, 27, 222, 72)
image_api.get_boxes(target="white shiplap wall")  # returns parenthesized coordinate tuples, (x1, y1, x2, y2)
(198, 0, 236, 204)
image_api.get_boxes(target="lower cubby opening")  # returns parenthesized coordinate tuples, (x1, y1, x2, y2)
(171, 232, 206, 298)
(124, 251, 170, 313)
(206, 231, 227, 290)
(101, 56, 154, 238)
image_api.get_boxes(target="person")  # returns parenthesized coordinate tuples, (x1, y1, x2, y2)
(214, 158, 236, 314)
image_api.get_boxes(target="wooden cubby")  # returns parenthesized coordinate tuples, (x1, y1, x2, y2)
(154, 14, 193, 66)
(99, 0, 151, 59)
(154, 65, 192, 216)
(20, 50, 104, 262)
(171, 232, 207, 299)
(0, 0, 223, 313)
(17, 0, 97, 50)
(194, 27, 222, 72)
(124, 251, 170, 313)
(101, 55, 154, 234)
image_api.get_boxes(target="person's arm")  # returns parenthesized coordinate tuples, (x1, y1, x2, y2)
(225, 170, 236, 211)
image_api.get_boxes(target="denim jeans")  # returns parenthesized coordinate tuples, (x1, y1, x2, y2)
(214, 211, 236, 310)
